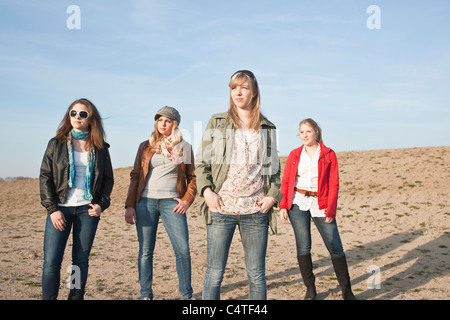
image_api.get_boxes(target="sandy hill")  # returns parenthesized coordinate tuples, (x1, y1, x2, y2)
(0, 146, 449, 300)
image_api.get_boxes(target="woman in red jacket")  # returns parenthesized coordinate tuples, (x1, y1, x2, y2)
(279, 118, 356, 300)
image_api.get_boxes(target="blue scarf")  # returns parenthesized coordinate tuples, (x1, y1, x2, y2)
(68, 129, 96, 200)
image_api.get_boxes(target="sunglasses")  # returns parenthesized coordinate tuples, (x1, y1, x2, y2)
(230, 70, 257, 82)
(69, 110, 89, 119)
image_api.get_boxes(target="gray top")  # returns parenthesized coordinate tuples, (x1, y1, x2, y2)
(141, 152, 179, 199)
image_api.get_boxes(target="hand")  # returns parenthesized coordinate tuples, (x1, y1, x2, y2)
(325, 216, 334, 223)
(50, 210, 66, 231)
(88, 203, 102, 218)
(257, 196, 276, 213)
(173, 198, 190, 214)
(204, 187, 224, 213)
(125, 207, 137, 225)
(279, 209, 289, 221)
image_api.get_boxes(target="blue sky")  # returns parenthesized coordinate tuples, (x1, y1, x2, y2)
(0, 0, 449, 178)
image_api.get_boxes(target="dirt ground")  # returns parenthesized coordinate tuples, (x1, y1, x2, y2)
(0, 146, 449, 300)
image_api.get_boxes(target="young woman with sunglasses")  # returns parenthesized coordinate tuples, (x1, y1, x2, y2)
(279, 118, 356, 300)
(196, 70, 282, 300)
(39, 98, 114, 300)
(125, 106, 196, 300)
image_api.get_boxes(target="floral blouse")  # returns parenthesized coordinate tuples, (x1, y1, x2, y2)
(218, 129, 265, 215)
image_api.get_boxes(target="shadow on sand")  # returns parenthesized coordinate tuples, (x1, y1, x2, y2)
(196, 229, 449, 300)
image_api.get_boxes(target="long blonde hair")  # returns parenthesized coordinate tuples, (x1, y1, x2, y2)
(228, 71, 262, 130)
(149, 119, 183, 157)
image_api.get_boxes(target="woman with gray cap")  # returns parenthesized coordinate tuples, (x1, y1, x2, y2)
(125, 106, 196, 300)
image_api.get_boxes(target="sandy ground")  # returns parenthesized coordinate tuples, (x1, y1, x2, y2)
(0, 146, 449, 300)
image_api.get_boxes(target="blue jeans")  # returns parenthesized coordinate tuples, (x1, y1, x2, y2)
(135, 198, 192, 300)
(203, 211, 269, 300)
(42, 205, 99, 300)
(288, 204, 345, 258)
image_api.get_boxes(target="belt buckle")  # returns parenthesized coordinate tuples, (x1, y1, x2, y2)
(304, 191, 310, 197)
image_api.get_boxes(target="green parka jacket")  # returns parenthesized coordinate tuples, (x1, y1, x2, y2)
(195, 112, 283, 233)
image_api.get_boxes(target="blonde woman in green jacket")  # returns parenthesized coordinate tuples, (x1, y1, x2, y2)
(195, 70, 282, 300)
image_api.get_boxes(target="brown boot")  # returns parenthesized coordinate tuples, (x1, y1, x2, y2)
(297, 254, 317, 300)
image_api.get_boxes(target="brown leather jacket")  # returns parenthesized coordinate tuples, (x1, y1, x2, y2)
(125, 140, 196, 208)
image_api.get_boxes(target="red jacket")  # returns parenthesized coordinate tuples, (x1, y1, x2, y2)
(279, 141, 339, 219)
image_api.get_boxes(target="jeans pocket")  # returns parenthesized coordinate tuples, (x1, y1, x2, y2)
(75, 205, 91, 217)
(251, 212, 269, 226)
(211, 211, 228, 223)
(135, 197, 146, 208)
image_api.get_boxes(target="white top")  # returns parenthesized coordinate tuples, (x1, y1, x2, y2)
(59, 151, 91, 207)
(292, 146, 326, 217)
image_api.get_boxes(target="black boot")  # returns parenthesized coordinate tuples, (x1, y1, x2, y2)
(297, 254, 317, 300)
(68, 288, 84, 300)
(331, 256, 357, 300)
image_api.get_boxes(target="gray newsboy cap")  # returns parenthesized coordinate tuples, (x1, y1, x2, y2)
(154, 106, 181, 124)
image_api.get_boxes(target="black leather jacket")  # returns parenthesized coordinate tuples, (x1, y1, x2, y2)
(39, 137, 114, 214)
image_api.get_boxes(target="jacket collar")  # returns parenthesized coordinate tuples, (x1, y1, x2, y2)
(211, 112, 276, 129)
(294, 141, 331, 159)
